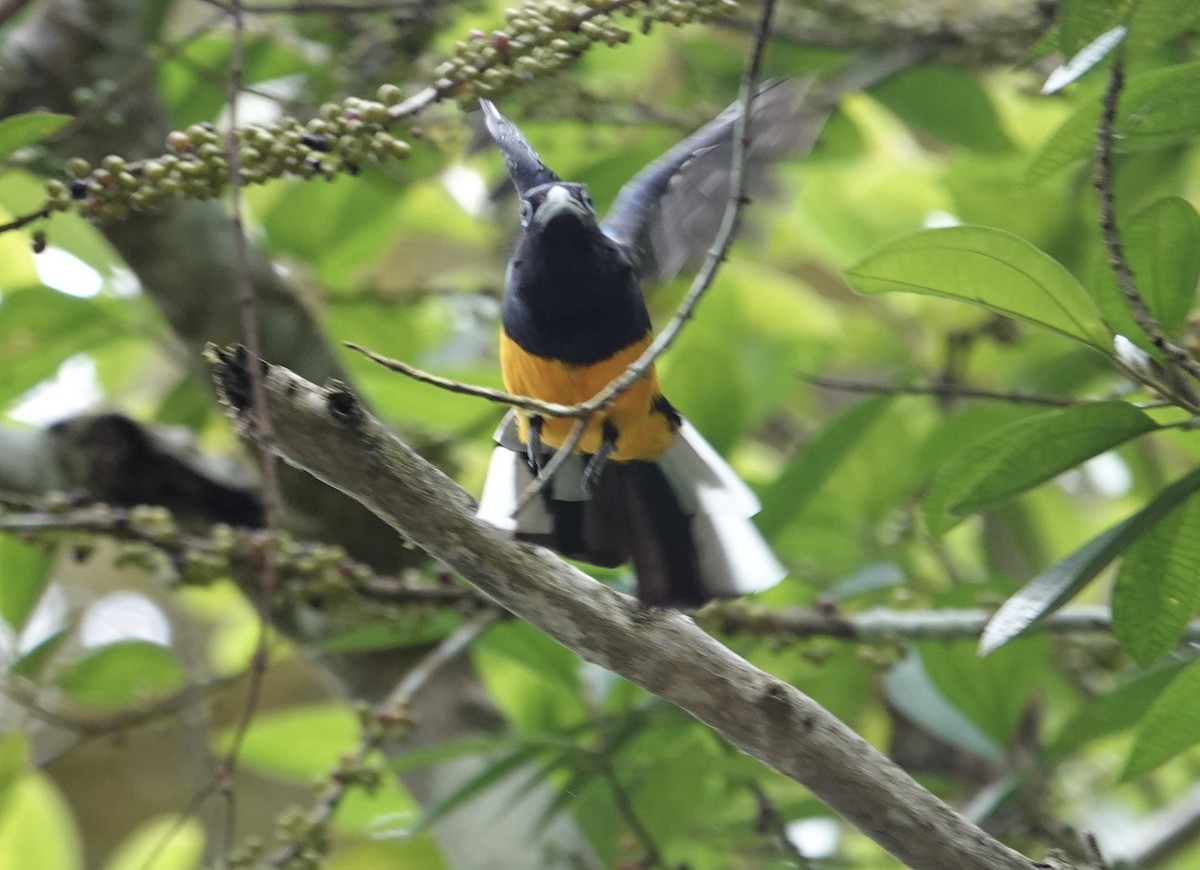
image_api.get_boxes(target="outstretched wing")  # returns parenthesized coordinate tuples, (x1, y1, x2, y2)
(602, 48, 925, 284)
(479, 99, 560, 196)
(599, 78, 817, 283)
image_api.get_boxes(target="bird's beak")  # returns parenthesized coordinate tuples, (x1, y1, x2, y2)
(534, 185, 589, 225)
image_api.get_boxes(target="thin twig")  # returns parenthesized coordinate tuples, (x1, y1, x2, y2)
(748, 780, 816, 869)
(346, 342, 579, 418)
(601, 761, 667, 869)
(803, 374, 1080, 407)
(266, 609, 500, 867)
(1095, 53, 1200, 386)
(0, 204, 51, 233)
(513, 418, 587, 514)
(214, 2, 286, 855)
(0, 504, 480, 607)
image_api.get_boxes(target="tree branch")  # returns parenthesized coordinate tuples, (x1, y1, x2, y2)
(708, 604, 1200, 644)
(207, 346, 1043, 870)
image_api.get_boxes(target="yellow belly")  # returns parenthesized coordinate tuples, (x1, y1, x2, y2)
(499, 331, 675, 461)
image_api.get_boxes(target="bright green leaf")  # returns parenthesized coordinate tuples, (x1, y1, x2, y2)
(318, 609, 461, 654)
(0, 771, 82, 870)
(0, 733, 29, 812)
(325, 839, 447, 870)
(1026, 61, 1200, 182)
(1048, 658, 1193, 758)
(1124, 659, 1200, 779)
(0, 113, 71, 161)
(919, 636, 1046, 746)
(1127, 0, 1200, 49)
(1113, 490, 1200, 666)
(1057, 0, 1128, 56)
(1091, 196, 1200, 354)
(102, 815, 204, 870)
(57, 641, 185, 708)
(10, 628, 70, 679)
(0, 288, 126, 406)
(883, 653, 1000, 760)
(757, 397, 889, 537)
(0, 536, 52, 631)
(214, 703, 359, 782)
(477, 620, 579, 693)
(846, 226, 1110, 351)
(871, 66, 1014, 153)
(980, 468, 1200, 654)
(924, 402, 1158, 535)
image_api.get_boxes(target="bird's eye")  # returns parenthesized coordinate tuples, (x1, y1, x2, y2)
(580, 189, 592, 210)
(519, 199, 534, 227)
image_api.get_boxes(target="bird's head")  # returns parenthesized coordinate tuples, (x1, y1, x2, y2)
(519, 182, 596, 230)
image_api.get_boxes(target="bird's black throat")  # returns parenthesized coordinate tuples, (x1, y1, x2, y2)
(502, 216, 651, 365)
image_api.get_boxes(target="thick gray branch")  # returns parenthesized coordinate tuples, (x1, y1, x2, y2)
(211, 349, 1043, 870)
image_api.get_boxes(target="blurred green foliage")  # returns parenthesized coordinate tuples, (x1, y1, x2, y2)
(3, 0, 1200, 867)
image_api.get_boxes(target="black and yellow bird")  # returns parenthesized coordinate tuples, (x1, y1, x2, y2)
(474, 93, 796, 608)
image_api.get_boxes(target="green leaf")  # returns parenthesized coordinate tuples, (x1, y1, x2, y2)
(214, 703, 358, 782)
(0, 771, 82, 870)
(882, 654, 1000, 760)
(1112, 490, 1200, 666)
(871, 66, 1014, 153)
(0, 733, 29, 811)
(919, 636, 1046, 746)
(1058, 0, 1128, 56)
(10, 628, 70, 679)
(757, 397, 889, 537)
(0, 536, 52, 631)
(1026, 61, 1200, 182)
(980, 468, 1200, 654)
(57, 641, 185, 708)
(0, 113, 71, 161)
(1048, 658, 1194, 758)
(389, 736, 509, 774)
(102, 815, 204, 870)
(478, 619, 580, 693)
(407, 743, 548, 834)
(845, 226, 1110, 351)
(1127, 0, 1200, 49)
(318, 609, 461, 654)
(924, 402, 1158, 535)
(0, 288, 125, 406)
(1124, 659, 1200, 779)
(1091, 196, 1200, 354)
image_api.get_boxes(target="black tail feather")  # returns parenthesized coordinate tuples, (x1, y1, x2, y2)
(515, 461, 704, 607)
(617, 464, 704, 608)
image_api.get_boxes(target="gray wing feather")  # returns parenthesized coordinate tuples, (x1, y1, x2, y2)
(479, 99, 559, 195)
(602, 47, 927, 283)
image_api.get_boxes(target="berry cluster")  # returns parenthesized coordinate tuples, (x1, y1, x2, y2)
(44, 87, 411, 224)
(432, 0, 740, 102)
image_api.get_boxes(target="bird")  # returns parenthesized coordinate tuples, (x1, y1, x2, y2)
(472, 89, 803, 609)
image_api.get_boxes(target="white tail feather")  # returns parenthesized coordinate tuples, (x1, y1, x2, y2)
(477, 446, 553, 534)
(658, 421, 785, 595)
(476, 412, 786, 599)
